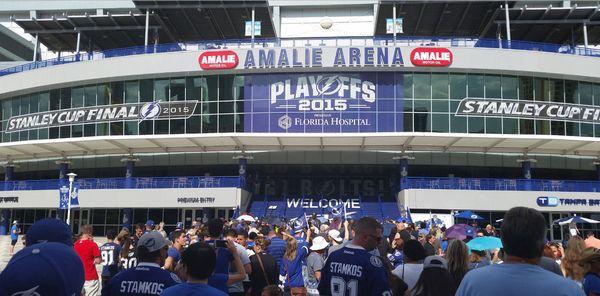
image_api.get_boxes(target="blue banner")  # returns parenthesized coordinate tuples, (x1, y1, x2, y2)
(58, 184, 79, 209)
(244, 72, 402, 133)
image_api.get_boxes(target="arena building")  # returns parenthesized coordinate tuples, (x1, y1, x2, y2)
(1, 0, 600, 240)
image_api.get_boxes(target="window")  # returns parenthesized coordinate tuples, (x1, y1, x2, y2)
(170, 78, 185, 101)
(125, 81, 139, 104)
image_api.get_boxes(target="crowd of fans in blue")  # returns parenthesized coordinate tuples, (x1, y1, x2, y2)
(0, 206, 597, 296)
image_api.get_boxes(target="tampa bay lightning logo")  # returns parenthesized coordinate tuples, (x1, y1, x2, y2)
(140, 102, 161, 120)
(293, 219, 304, 229)
(11, 286, 41, 296)
(316, 76, 343, 96)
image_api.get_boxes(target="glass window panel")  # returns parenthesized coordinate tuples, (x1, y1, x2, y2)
(84, 124, 95, 137)
(485, 75, 501, 98)
(205, 76, 218, 102)
(403, 73, 413, 98)
(97, 84, 109, 105)
(468, 117, 484, 133)
(154, 79, 169, 101)
(450, 116, 467, 133)
(502, 76, 518, 99)
(413, 73, 431, 100)
(19, 131, 27, 141)
(219, 75, 235, 100)
(413, 113, 430, 132)
(72, 87, 84, 108)
(503, 118, 518, 134)
(233, 75, 245, 101)
(219, 115, 234, 133)
(486, 118, 502, 134)
(564, 80, 578, 104)
(219, 101, 234, 113)
(581, 123, 593, 137)
(235, 101, 244, 114)
(536, 120, 550, 135)
(549, 79, 564, 102)
(11, 98, 19, 116)
(1, 100, 10, 119)
(72, 125, 83, 137)
(110, 122, 124, 136)
(84, 86, 96, 106)
(403, 113, 413, 132)
(39, 92, 49, 111)
(170, 119, 184, 134)
(580, 83, 593, 105)
(154, 120, 169, 134)
(106, 210, 119, 224)
(60, 88, 71, 109)
(59, 126, 70, 138)
(522, 77, 535, 100)
(50, 90, 60, 110)
(49, 127, 59, 139)
(235, 113, 243, 132)
(125, 81, 139, 104)
(594, 84, 600, 106)
(467, 74, 484, 97)
(140, 79, 154, 102)
(431, 73, 448, 100)
(403, 100, 413, 112)
(450, 74, 466, 100)
(186, 116, 201, 133)
(110, 82, 124, 105)
(124, 121, 138, 135)
(550, 121, 565, 135)
(520, 119, 534, 134)
(28, 129, 38, 140)
(20, 96, 29, 115)
(186, 77, 203, 101)
(170, 78, 185, 101)
(413, 100, 430, 113)
(97, 123, 109, 136)
(566, 122, 579, 136)
(202, 115, 217, 133)
(203, 102, 217, 114)
(431, 114, 449, 132)
(139, 121, 154, 135)
(38, 128, 48, 139)
(432, 100, 449, 112)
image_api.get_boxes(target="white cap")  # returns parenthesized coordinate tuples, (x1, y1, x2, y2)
(12, 220, 17, 224)
(328, 229, 343, 243)
(310, 236, 329, 251)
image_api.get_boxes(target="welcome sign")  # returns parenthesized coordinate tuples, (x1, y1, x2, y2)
(244, 72, 401, 132)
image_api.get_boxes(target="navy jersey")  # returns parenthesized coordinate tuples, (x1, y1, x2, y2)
(120, 249, 138, 270)
(100, 242, 122, 277)
(318, 244, 391, 296)
(101, 262, 181, 296)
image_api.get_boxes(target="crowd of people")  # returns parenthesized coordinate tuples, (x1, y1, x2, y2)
(0, 207, 599, 295)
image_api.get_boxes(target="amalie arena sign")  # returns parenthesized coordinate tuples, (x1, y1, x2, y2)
(5, 101, 198, 133)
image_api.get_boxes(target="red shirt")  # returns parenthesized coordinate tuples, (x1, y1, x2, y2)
(74, 239, 101, 280)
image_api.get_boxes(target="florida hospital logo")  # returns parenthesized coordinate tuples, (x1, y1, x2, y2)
(270, 75, 376, 112)
(278, 115, 292, 130)
(140, 102, 161, 120)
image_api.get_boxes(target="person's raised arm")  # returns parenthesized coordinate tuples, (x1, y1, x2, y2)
(226, 238, 246, 285)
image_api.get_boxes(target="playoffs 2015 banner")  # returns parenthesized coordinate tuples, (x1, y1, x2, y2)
(244, 73, 400, 132)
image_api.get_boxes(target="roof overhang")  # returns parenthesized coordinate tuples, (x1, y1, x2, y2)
(1, 133, 599, 161)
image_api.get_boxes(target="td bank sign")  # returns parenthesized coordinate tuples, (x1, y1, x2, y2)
(5, 101, 198, 133)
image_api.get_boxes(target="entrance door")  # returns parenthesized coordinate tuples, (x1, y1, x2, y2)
(182, 209, 204, 228)
(71, 209, 90, 234)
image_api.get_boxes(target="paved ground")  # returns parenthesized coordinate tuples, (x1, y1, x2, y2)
(0, 235, 108, 276)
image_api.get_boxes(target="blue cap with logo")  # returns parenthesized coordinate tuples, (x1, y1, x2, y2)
(146, 219, 155, 227)
(0, 242, 84, 296)
(26, 218, 73, 247)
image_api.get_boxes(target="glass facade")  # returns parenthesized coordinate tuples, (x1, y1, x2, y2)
(2, 72, 600, 143)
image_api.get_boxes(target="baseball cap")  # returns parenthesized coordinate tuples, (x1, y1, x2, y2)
(26, 218, 73, 247)
(0, 242, 84, 296)
(423, 255, 448, 270)
(146, 219, 155, 227)
(137, 230, 169, 252)
(176, 222, 184, 229)
(12, 220, 17, 224)
(328, 229, 343, 243)
(310, 236, 329, 251)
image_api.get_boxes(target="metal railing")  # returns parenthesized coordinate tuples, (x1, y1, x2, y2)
(403, 177, 600, 192)
(0, 176, 240, 191)
(1, 36, 599, 77)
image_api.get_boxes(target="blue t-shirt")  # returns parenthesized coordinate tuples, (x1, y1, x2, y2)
(267, 237, 286, 267)
(280, 245, 309, 288)
(10, 225, 17, 240)
(167, 247, 181, 267)
(456, 263, 585, 296)
(102, 263, 181, 296)
(204, 240, 234, 274)
(100, 242, 122, 277)
(161, 282, 227, 296)
(583, 273, 600, 296)
(207, 273, 229, 293)
(317, 244, 391, 296)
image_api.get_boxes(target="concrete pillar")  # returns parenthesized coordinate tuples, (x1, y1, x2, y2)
(0, 164, 14, 235)
(594, 160, 600, 181)
(55, 159, 70, 220)
(121, 156, 139, 231)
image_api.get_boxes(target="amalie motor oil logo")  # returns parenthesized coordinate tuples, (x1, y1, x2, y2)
(410, 47, 453, 67)
(198, 50, 239, 70)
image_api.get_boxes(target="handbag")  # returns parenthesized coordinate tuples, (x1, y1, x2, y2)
(256, 252, 271, 286)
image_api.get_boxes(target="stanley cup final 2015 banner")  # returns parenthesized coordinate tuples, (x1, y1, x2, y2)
(5, 101, 198, 133)
(456, 98, 600, 123)
(244, 73, 402, 133)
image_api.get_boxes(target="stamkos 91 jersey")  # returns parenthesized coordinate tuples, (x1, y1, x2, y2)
(318, 244, 392, 296)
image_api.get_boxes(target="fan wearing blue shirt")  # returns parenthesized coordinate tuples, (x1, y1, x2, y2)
(102, 231, 181, 296)
(161, 242, 227, 296)
(318, 217, 392, 296)
(204, 219, 234, 274)
(100, 229, 122, 287)
(164, 230, 185, 272)
(267, 228, 287, 268)
(280, 234, 310, 293)
(456, 207, 585, 296)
